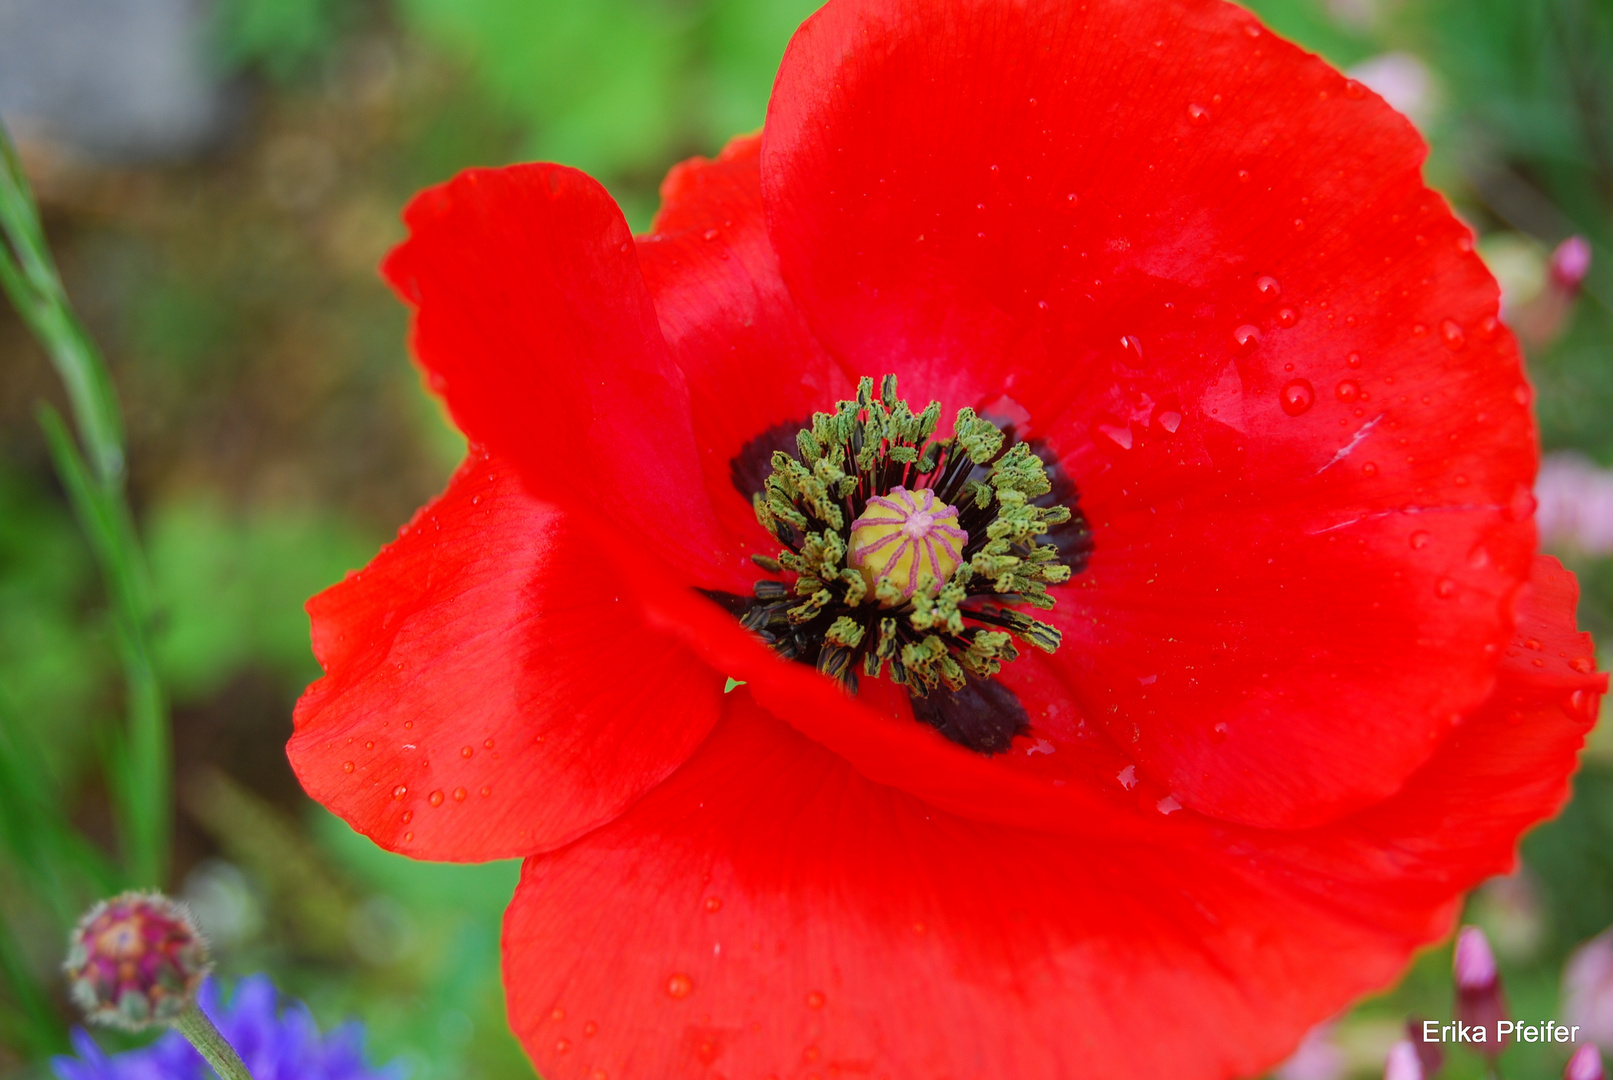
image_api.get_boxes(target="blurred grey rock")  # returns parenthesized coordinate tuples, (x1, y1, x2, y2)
(0, 0, 230, 161)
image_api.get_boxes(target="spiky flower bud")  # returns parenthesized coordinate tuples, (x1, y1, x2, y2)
(64, 892, 210, 1031)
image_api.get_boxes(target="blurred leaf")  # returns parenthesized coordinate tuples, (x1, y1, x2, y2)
(213, 0, 357, 82)
(146, 497, 373, 702)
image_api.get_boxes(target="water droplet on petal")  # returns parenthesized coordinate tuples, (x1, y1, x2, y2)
(1233, 324, 1262, 353)
(342, 761, 355, 773)
(1362, 462, 1378, 477)
(452, 787, 467, 801)
(1440, 319, 1466, 351)
(1346, 351, 1363, 369)
(479, 785, 492, 797)
(1505, 482, 1537, 522)
(552, 1007, 566, 1022)
(556, 1038, 571, 1054)
(1566, 689, 1600, 724)
(483, 738, 495, 750)
(1156, 410, 1182, 433)
(1280, 379, 1315, 415)
(364, 740, 374, 750)
(461, 746, 473, 758)
(1120, 334, 1144, 363)
(703, 229, 719, 241)
(1514, 384, 1531, 406)
(1156, 795, 1182, 815)
(1344, 78, 1366, 99)
(401, 810, 413, 824)
(1117, 764, 1138, 790)
(584, 1021, 598, 1037)
(1093, 420, 1134, 451)
(806, 991, 826, 1009)
(392, 785, 408, 800)
(1570, 657, 1594, 674)
(1410, 531, 1430, 550)
(1478, 315, 1499, 339)
(1188, 103, 1211, 124)
(1335, 380, 1360, 403)
(1209, 722, 1228, 743)
(1256, 275, 1281, 302)
(1277, 307, 1299, 328)
(1436, 578, 1457, 598)
(705, 897, 723, 912)
(667, 974, 694, 999)
(428, 790, 444, 807)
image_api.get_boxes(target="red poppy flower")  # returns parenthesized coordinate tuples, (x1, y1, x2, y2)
(288, 0, 1607, 1077)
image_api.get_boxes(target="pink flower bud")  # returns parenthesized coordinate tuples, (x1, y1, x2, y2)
(1550, 236, 1593, 293)
(64, 892, 210, 1031)
(1385, 1040, 1424, 1080)
(1565, 931, 1613, 1050)
(1568, 1044, 1606, 1080)
(1455, 925, 1499, 991)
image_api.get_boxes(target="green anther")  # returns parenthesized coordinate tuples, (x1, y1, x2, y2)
(826, 616, 866, 648)
(880, 374, 899, 408)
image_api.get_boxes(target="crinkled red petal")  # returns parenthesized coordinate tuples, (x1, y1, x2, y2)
(382, 164, 747, 592)
(287, 449, 723, 861)
(762, 0, 1538, 827)
(636, 134, 855, 558)
(499, 559, 1595, 1080)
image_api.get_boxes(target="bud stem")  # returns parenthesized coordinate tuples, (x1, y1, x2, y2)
(173, 1004, 255, 1080)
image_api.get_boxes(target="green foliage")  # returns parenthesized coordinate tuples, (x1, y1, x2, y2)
(212, 0, 358, 82)
(147, 499, 373, 702)
(398, 0, 820, 224)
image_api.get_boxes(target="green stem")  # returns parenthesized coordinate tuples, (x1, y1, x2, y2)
(173, 1004, 256, 1080)
(0, 121, 170, 886)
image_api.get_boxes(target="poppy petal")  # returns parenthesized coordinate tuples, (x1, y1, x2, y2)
(288, 449, 724, 861)
(637, 134, 855, 557)
(500, 563, 1593, 1080)
(762, 0, 1536, 826)
(382, 163, 745, 590)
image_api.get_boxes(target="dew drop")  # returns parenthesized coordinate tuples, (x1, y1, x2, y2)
(1237, 169, 1251, 182)
(461, 746, 473, 758)
(1505, 482, 1538, 522)
(1526, 638, 1543, 651)
(1209, 722, 1228, 743)
(452, 787, 467, 802)
(1156, 795, 1182, 815)
(591, 1071, 608, 1080)
(1514, 384, 1531, 406)
(1293, 218, 1306, 231)
(1187, 103, 1211, 124)
(702, 229, 718, 241)
(1410, 531, 1430, 550)
(1344, 78, 1366, 99)
(556, 1038, 571, 1054)
(1440, 319, 1466, 351)
(1066, 192, 1079, 204)
(704, 897, 723, 912)
(1256, 275, 1281, 302)
(1232, 324, 1262, 353)
(1277, 307, 1299, 328)
(401, 810, 413, 824)
(1094, 421, 1133, 451)
(1156, 410, 1182, 434)
(479, 784, 492, 797)
(1346, 351, 1363, 369)
(403, 831, 413, 842)
(1412, 323, 1428, 337)
(392, 785, 408, 801)
(1117, 764, 1138, 790)
(1566, 689, 1600, 725)
(428, 790, 444, 807)
(1570, 657, 1594, 674)
(1335, 380, 1360, 403)
(1120, 334, 1144, 362)
(551, 1007, 565, 1022)
(1478, 315, 1499, 339)
(342, 761, 355, 773)
(1436, 578, 1457, 598)
(666, 973, 694, 999)
(484, 738, 495, 749)
(584, 1021, 598, 1037)
(1362, 462, 1378, 477)
(403, 720, 413, 730)
(364, 740, 374, 750)
(1457, 233, 1474, 253)
(1280, 379, 1315, 416)
(806, 991, 826, 1010)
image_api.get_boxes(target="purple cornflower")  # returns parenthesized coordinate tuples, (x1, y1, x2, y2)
(53, 975, 401, 1080)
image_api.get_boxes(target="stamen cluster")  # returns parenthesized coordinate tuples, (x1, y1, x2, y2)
(743, 375, 1071, 697)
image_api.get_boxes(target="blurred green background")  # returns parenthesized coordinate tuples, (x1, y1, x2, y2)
(0, 0, 1610, 1078)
